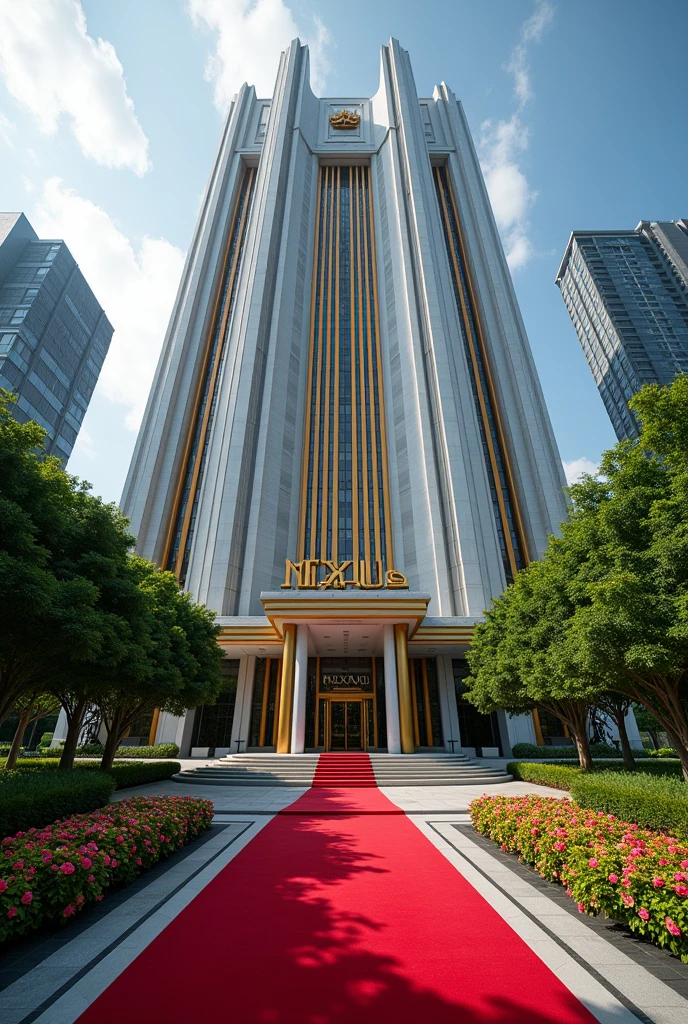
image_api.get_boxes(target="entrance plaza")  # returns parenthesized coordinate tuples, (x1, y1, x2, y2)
(2, 770, 688, 1023)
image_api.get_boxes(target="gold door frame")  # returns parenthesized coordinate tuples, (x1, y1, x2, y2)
(313, 656, 378, 749)
(320, 695, 375, 751)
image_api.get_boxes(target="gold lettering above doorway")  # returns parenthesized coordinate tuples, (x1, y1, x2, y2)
(281, 559, 409, 591)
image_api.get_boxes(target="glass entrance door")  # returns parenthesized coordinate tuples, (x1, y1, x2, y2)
(326, 700, 366, 751)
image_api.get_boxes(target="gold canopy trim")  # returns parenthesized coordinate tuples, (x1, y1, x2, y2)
(329, 109, 360, 130)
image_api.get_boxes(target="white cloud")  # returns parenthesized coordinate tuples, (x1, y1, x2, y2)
(479, 1, 554, 270)
(0, 0, 150, 174)
(0, 110, 15, 147)
(32, 178, 185, 430)
(562, 457, 599, 485)
(187, 0, 331, 111)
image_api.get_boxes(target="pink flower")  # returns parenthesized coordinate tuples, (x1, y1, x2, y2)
(675, 873, 687, 882)
(51, 864, 59, 871)
(588, 858, 598, 868)
(60, 862, 75, 875)
(21, 891, 32, 905)
(577, 902, 585, 914)
(666, 917, 681, 937)
(81, 857, 92, 869)
(652, 877, 665, 888)
(116, 836, 124, 844)
(88, 875, 95, 883)
(0, 879, 6, 893)
(637, 908, 650, 920)
(63, 905, 75, 918)
(111, 859, 118, 869)
(12, 860, 24, 870)
(553, 842, 566, 852)
(659, 859, 670, 866)
(7, 907, 17, 918)
(681, 860, 688, 869)
(621, 894, 635, 907)
(608, 873, 619, 884)
(103, 855, 111, 867)
(675, 885, 688, 897)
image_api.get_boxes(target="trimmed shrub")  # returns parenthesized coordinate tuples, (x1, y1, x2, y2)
(508, 760, 684, 790)
(510, 742, 648, 760)
(470, 793, 688, 960)
(0, 795, 213, 942)
(648, 748, 678, 759)
(0, 770, 114, 839)
(570, 772, 688, 837)
(74, 743, 179, 760)
(0, 759, 181, 791)
(105, 761, 181, 789)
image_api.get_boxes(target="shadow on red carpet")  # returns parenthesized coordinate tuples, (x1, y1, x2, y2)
(75, 788, 599, 1023)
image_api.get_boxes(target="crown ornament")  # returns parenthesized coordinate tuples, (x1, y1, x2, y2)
(329, 109, 360, 130)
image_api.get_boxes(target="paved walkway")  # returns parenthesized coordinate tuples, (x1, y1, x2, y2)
(1, 778, 687, 1023)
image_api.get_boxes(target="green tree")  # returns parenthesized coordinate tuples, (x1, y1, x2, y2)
(0, 392, 106, 725)
(96, 558, 223, 770)
(565, 378, 688, 778)
(465, 555, 601, 769)
(2, 690, 60, 770)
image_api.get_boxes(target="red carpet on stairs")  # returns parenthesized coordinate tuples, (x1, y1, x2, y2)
(76, 786, 600, 1024)
(311, 752, 377, 787)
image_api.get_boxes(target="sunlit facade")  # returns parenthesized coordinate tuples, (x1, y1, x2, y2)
(122, 39, 569, 757)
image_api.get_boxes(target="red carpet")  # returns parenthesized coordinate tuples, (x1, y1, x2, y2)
(312, 752, 377, 787)
(76, 788, 599, 1023)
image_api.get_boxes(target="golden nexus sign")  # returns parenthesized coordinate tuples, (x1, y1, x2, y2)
(282, 559, 409, 591)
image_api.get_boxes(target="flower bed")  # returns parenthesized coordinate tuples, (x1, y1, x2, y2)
(0, 795, 213, 942)
(470, 794, 688, 960)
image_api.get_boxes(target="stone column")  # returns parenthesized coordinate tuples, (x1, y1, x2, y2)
(394, 623, 415, 754)
(290, 625, 309, 753)
(383, 624, 401, 754)
(230, 655, 256, 753)
(276, 624, 296, 753)
(436, 654, 461, 752)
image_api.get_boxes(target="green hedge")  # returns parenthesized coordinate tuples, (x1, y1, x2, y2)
(507, 760, 683, 789)
(648, 747, 678, 758)
(0, 760, 181, 790)
(74, 742, 180, 760)
(570, 771, 688, 837)
(0, 770, 114, 839)
(510, 742, 649, 759)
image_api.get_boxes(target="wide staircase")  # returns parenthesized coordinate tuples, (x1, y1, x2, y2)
(174, 752, 512, 787)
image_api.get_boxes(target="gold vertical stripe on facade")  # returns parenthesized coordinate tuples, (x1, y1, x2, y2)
(147, 707, 160, 746)
(273, 657, 284, 748)
(349, 171, 360, 567)
(532, 707, 544, 746)
(355, 168, 372, 568)
(438, 166, 529, 569)
(366, 174, 395, 569)
(434, 167, 519, 580)
(372, 657, 378, 748)
(320, 165, 335, 562)
(258, 657, 271, 747)
(332, 167, 341, 563)
(163, 166, 253, 573)
(361, 169, 382, 568)
(309, 168, 327, 559)
(297, 166, 323, 561)
(421, 657, 433, 747)
(174, 167, 255, 580)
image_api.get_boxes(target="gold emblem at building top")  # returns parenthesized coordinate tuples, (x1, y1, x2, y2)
(329, 109, 360, 130)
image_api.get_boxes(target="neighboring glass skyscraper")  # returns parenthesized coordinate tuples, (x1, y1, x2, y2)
(120, 39, 570, 758)
(0, 212, 113, 462)
(556, 220, 688, 439)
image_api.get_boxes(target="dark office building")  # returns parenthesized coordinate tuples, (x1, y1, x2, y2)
(556, 220, 688, 439)
(0, 212, 113, 462)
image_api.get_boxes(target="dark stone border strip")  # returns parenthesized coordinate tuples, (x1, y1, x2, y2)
(428, 823, 655, 1024)
(10, 822, 254, 1024)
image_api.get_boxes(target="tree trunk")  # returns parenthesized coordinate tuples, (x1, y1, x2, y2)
(571, 725, 593, 770)
(99, 724, 123, 772)
(4, 707, 31, 770)
(59, 699, 87, 770)
(615, 709, 636, 770)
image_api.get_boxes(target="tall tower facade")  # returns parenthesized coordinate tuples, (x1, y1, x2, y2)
(556, 220, 688, 440)
(0, 212, 113, 463)
(123, 40, 568, 758)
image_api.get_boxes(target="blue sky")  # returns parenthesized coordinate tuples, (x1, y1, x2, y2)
(0, 0, 686, 503)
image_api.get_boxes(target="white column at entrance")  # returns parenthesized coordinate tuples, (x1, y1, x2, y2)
(290, 625, 309, 753)
(383, 624, 401, 754)
(436, 655, 461, 753)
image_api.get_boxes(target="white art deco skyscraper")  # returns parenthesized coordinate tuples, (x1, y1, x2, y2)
(122, 39, 568, 758)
